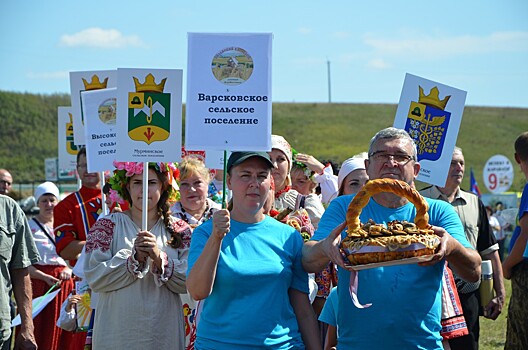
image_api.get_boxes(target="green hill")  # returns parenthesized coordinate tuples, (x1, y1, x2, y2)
(1, 90, 526, 196)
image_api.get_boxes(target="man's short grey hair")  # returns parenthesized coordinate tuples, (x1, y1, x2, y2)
(368, 127, 418, 159)
(453, 146, 463, 155)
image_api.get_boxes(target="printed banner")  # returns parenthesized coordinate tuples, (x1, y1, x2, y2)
(394, 73, 467, 187)
(58, 106, 79, 180)
(186, 33, 272, 151)
(81, 88, 118, 173)
(116, 68, 183, 162)
(70, 70, 117, 145)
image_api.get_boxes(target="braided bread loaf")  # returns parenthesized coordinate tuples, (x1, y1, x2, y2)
(340, 179, 439, 266)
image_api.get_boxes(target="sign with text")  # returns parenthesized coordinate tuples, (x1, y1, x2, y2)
(483, 154, 514, 194)
(70, 70, 117, 145)
(58, 106, 79, 179)
(186, 33, 272, 151)
(81, 88, 118, 173)
(181, 147, 229, 169)
(394, 73, 467, 187)
(116, 68, 183, 162)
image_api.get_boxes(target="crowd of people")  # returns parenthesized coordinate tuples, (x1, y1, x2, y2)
(0, 129, 527, 350)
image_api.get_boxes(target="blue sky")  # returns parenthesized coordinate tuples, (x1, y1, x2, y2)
(1, 0, 527, 107)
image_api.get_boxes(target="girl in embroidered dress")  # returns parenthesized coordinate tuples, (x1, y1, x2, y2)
(84, 162, 187, 349)
(170, 156, 221, 349)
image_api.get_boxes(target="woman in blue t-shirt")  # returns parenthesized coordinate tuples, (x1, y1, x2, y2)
(187, 151, 320, 350)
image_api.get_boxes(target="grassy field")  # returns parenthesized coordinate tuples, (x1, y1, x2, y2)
(480, 278, 510, 349)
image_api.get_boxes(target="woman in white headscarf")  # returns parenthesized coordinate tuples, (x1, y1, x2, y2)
(28, 182, 78, 350)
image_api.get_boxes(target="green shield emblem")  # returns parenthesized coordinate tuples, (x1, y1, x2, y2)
(128, 92, 171, 145)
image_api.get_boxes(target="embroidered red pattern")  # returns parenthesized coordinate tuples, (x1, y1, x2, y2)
(171, 218, 192, 249)
(85, 218, 115, 253)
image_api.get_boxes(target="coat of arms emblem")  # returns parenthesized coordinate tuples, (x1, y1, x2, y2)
(405, 86, 451, 161)
(128, 73, 170, 145)
(66, 113, 79, 155)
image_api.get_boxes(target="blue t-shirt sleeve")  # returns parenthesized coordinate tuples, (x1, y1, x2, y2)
(427, 198, 473, 249)
(516, 184, 528, 257)
(318, 287, 337, 326)
(311, 195, 351, 241)
(187, 220, 212, 276)
(290, 231, 310, 293)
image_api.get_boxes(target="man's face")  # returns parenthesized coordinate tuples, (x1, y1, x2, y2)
(366, 138, 419, 185)
(445, 151, 465, 188)
(77, 154, 101, 188)
(0, 171, 13, 195)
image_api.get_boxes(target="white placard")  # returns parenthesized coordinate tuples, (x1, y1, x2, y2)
(70, 70, 117, 145)
(11, 289, 61, 326)
(181, 147, 229, 169)
(58, 106, 79, 178)
(483, 154, 514, 194)
(116, 68, 183, 162)
(205, 149, 230, 169)
(186, 33, 272, 151)
(394, 73, 467, 187)
(45, 158, 58, 181)
(81, 88, 118, 173)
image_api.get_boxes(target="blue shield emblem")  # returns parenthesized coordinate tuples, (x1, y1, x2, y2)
(404, 101, 450, 162)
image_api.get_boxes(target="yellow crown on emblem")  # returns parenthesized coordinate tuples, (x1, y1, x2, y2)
(418, 86, 451, 111)
(133, 73, 166, 93)
(82, 75, 109, 90)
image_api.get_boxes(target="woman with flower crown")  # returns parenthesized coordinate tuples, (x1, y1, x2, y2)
(171, 156, 221, 349)
(84, 162, 188, 349)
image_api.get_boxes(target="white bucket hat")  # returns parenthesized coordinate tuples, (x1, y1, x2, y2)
(34, 181, 60, 203)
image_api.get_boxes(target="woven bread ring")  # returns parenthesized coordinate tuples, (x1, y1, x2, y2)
(346, 178, 430, 235)
(341, 178, 439, 266)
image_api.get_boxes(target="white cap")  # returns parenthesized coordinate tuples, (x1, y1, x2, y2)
(338, 157, 367, 190)
(481, 260, 493, 275)
(34, 181, 60, 203)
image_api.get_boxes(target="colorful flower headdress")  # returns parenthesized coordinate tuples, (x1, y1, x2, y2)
(292, 148, 315, 180)
(108, 161, 180, 205)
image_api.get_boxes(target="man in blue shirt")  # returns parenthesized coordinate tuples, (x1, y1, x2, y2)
(302, 127, 482, 349)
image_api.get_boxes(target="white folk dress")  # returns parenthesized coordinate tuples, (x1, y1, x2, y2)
(84, 212, 188, 349)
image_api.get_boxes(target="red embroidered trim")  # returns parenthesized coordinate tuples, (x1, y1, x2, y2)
(85, 218, 114, 253)
(275, 186, 291, 199)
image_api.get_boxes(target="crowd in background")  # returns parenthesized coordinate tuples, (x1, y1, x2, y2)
(0, 129, 527, 350)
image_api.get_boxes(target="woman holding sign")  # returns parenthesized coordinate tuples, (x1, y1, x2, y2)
(187, 151, 321, 349)
(84, 162, 188, 349)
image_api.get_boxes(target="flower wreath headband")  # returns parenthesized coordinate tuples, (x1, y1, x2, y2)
(107, 161, 180, 205)
(291, 148, 315, 181)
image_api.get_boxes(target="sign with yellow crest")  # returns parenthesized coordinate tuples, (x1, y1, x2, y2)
(394, 73, 467, 187)
(116, 68, 183, 162)
(70, 70, 117, 145)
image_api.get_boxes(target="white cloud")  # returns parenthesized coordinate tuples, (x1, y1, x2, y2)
(27, 71, 69, 80)
(59, 27, 145, 49)
(298, 27, 312, 35)
(366, 58, 390, 70)
(363, 31, 528, 58)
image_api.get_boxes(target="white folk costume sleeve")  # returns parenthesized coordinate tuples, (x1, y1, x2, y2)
(84, 217, 142, 293)
(303, 193, 325, 229)
(150, 248, 188, 294)
(314, 165, 338, 206)
(56, 296, 76, 331)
